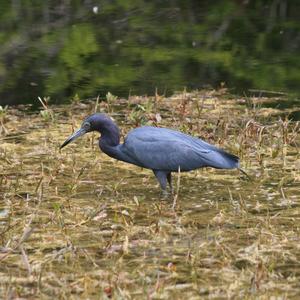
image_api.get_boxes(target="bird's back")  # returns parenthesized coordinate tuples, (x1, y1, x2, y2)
(119, 126, 239, 172)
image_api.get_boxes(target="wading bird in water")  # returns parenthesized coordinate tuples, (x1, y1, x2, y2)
(60, 113, 241, 195)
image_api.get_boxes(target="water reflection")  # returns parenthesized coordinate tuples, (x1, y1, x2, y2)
(0, 1, 300, 105)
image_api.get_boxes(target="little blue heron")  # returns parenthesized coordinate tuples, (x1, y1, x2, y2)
(60, 113, 241, 194)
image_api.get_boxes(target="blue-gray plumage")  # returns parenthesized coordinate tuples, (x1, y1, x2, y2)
(60, 113, 240, 194)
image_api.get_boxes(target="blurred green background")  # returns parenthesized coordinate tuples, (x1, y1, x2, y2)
(0, 0, 299, 105)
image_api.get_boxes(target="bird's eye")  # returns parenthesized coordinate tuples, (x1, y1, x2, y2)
(82, 122, 91, 130)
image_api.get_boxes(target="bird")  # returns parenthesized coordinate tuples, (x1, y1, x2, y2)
(60, 113, 241, 195)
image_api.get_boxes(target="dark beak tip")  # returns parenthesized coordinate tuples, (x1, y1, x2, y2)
(59, 127, 86, 151)
(60, 139, 71, 150)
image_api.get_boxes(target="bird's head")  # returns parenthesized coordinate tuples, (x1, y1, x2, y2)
(60, 113, 112, 149)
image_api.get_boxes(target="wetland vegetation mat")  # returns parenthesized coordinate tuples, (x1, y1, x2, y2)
(1, 90, 300, 299)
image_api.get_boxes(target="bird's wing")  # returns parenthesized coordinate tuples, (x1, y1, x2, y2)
(121, 127, 238, 171)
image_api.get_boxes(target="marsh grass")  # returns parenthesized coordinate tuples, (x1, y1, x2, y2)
(1, 89, 300, 299)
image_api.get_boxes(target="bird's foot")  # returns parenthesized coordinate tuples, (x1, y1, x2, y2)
(160, 190, 170, 200)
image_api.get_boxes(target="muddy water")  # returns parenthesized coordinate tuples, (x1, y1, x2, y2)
(1, 92, 300, 298)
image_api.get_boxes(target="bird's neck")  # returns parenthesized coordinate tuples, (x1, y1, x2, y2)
(98, 121, 120, 158)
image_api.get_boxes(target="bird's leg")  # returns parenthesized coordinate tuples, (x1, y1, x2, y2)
(167, 173, 173, 194)
(153, 170, 168, 198)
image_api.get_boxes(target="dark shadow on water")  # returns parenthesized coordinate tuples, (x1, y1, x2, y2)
(1, 1, 300, 105)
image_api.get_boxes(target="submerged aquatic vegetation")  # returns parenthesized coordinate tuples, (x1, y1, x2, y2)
(0, 89, 300, 298)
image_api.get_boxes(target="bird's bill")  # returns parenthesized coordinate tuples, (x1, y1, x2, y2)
(60, 128, 87, 149)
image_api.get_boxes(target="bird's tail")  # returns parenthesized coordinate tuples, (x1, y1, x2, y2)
(214, 149, 239, 169)
(213, 149, 251, 179)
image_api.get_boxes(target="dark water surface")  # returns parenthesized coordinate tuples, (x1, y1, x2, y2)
(1, 1, 300, 105)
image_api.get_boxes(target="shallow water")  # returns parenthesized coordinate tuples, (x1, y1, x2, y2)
(1, 91, 300, 298)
